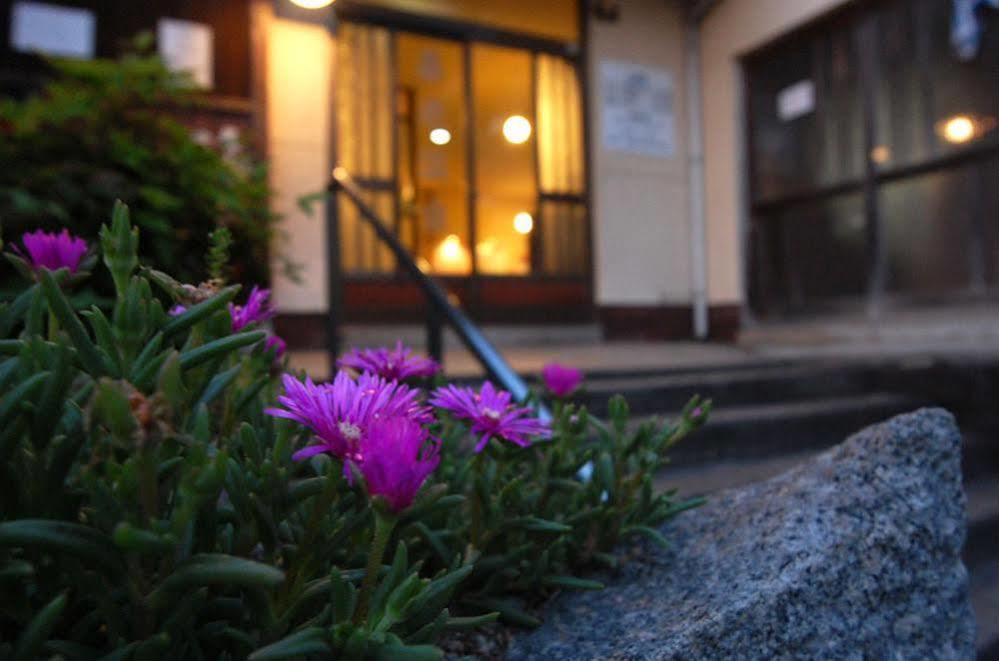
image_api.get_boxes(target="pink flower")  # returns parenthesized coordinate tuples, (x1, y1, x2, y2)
(429, 381, 550, 452)
(19, 229, 88, 273)
(541, 363, 583, 397)
(229, 286, 275, 332)
(338, 340, 439, 381)
(266, 335, 286, 359)
(355, 416, 440, 513)
(266, 371, 431, 472)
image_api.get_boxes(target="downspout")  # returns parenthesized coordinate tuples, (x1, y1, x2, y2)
(685, 14, 709, 340)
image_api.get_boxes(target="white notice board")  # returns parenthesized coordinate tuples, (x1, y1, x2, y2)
(600, 59, 675, 158)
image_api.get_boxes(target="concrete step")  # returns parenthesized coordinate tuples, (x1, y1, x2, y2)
(579, 362, 889, 417)
(340, 323, 602, 350)
(664, 392, 923, 466)
(971, 559, 999, 658)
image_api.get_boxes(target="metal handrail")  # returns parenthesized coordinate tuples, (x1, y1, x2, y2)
(326, 167, 549, 419)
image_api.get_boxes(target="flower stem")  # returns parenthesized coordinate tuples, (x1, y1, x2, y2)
(354, 509, 396, 625)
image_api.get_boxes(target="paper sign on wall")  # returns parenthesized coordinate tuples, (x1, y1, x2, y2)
(158, 18, 214, 89)
(776, 80, 815, 122)
(600, 59, 675, 158)
(10, 1, 95, 58)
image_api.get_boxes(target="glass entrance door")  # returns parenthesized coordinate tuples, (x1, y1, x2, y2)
(335, 21, 589, 318)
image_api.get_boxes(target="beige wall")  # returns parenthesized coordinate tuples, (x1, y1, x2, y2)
(266, 14, 334, 312)
(588, 0, 691, 307)
(699, 0, 851, 304)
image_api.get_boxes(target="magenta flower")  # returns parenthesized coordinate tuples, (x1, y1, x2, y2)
(338, 340, 440, 381)
(266, 371, 431, 471)
(429, 381, 550, 452)
(541, 363, 583, 397)
(229, 286, 275, 332)
(266, 335, 286, 359)
(168, 304, 188, 316)
(19, 229, 88, 273)
(355, 416, 440, 513)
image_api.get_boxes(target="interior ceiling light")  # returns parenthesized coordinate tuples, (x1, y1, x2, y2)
(429, 128, 452, 145)
(502, 115, 532, 144)
(513, 212, 534, 234)
(289, 0, 335, 8)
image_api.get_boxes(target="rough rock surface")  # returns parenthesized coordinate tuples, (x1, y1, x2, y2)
(508, 408, 975, 659)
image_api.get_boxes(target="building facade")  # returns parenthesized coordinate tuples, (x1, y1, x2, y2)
(2, 0, 996, 347)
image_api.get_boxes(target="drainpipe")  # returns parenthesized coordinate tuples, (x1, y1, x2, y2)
(685, 13, 709, 340)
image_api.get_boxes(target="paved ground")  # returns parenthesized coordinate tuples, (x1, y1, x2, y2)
(288, 302, 999, 380)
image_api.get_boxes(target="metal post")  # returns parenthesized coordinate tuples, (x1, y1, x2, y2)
(426, 305, 443, 364)
(326, 183, 345, 375)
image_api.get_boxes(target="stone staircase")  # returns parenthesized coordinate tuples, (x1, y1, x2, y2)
(571, 357, 999, 658)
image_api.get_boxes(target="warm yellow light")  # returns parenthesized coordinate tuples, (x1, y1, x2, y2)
(869, 145, 891, 165)
(289, 0, 335, 8)
(432, 234, 470, 274)
(513, 212, 534, 234)
(332, 166, 348, 181)
(429, 128, 451, 145)
(502, 115, 532, 144)
(940, 115, 975, 144)
(440, 234, 462, 260)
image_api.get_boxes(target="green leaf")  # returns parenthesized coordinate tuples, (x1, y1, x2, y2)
(401, 564, 472, 621)
(178, 331, 265, 370)
(622, 525, 670, 548)
(194, 363, 241, 410)
(148, 554, 285, 610)
(81, 307, 122, 373)
(461, 596, 540, 628)
(510, 517, 571, 534)
(160, 285, 240, 338)
(248, 627, 329, 661)
(443, 612, 499, 629)
(0, 285, 38, 337)
(0, 371, 49, 429)
(100, 200, 140, 297)
(330, 568, 358, 625)
(542, 575, 604, 591)
(372, 642, 442, 661)
(112, 522, 174, 555)
(0, 520, 122, 576)
(13, 592, 67, 661)
(38, 269, 111, 376)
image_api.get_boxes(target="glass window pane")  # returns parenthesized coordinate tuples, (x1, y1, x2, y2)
(396, 33, 471, 275)
(472, 43, 536, 275)
(340, 191, 395, 274)
(751, 194, 867, 310)
(336, 23, 395, 275)
(537, 54, 584, 194)
(881, 167, 976, 295)
(539, 202, 587, 276)
(923, 0, 999, 157)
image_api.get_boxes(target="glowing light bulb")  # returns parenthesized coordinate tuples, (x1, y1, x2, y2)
(432, 234, 470, 274)
(940, 115, 975, 144)
(513, 212, 534, 234)
(429, 128, 451, 145)
(440, 234, 461, 260)
(502, 115, 532, 144)
(290, 0, 335, 8)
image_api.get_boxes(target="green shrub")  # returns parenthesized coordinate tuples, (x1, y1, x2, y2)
(0, 37, 285, 292)
(0, 204, 707, 659)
